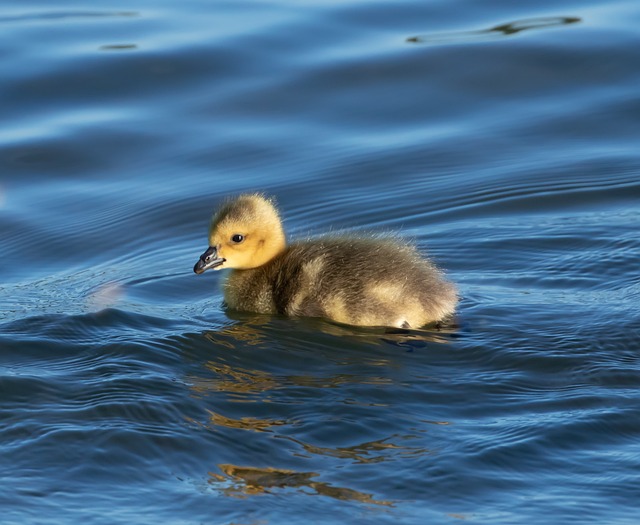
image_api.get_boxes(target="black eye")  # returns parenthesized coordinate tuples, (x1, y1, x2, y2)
(231, 234, 244, 244)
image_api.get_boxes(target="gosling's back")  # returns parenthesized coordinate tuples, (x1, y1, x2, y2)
(224, 236, 457, 328)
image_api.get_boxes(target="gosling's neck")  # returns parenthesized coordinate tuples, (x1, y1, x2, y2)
(255, 226, 286, 268)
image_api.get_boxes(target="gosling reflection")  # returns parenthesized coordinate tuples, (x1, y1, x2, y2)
(206, 409, 288, 432)
(189, 357, 396, 399)
(202, 314, 456, 353)
(202, 408, 429, 463)
(277, 434, 428, 464)
(187, 319, 456, 398)
(189, 362, 279, 396)
(203, 320, 267, 347)
(186, 321, 449, 508)
(407, 16, 581, 44)
(210, 464, 392, 506)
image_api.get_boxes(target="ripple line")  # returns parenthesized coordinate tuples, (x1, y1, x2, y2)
(407, 16, 581, 45)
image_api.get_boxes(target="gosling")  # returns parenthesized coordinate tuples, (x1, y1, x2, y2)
(194, 194, 457, 328)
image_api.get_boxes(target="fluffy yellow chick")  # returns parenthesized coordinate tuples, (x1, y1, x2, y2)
(194, 194, 457, 328)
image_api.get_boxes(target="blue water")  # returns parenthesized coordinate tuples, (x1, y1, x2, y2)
(2, 0, 639, 523)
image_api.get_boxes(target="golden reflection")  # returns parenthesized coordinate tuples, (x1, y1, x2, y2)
(285, 373, 393, 388)
(188, 355, 396, 399)
(407, 16, 581, 44)
(206, 409, 289, 432)
(203, 322, 267, 347)
(210, 464, 392, 506)
(189, 363, 279, 397)
(279, 434, 428, 464)
(188, 362, 399, 400)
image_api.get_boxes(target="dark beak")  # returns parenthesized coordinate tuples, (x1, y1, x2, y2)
(194, 246, 225, 274)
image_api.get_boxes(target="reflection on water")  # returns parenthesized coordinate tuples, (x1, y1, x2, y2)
(201, 404, 430, 463)
(85, 281, 126, 311)
(3, 0, 639, 521)
(407, 16, 581, 44)
(277, 434, 429, 464)
(210, 464, 393, 506)
(204, 318, 456, 353)
(188, 353, 398, 398)
(190, 362, 280, 396)
(181, 320, 449, 511)
(203, 323, 267, 347)
(206, 409, 289, 432)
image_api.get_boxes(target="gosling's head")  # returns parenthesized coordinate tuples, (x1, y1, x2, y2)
(194, 194, 286, 274)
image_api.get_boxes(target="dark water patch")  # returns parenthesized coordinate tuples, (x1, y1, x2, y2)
(407, 16, 582, 44)
(99, 44, 138, 51)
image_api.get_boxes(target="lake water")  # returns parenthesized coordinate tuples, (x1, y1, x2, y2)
(1, 0, 639, 523)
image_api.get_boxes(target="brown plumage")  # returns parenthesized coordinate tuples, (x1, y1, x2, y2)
(194, 194, 457, 328)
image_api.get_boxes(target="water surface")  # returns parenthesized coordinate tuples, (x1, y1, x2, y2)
(1, 0, 639, 523)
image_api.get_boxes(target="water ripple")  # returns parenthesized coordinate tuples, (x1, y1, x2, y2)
(2, 0, 640, 523)
(407, 16, 581, 45)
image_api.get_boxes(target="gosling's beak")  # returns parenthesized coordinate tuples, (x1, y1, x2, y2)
(194, 246, 226, 274)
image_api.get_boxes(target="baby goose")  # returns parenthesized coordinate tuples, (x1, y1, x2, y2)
(194, 194, 457, 328)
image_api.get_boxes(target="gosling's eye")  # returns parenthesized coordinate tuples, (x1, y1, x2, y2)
(231, 234, 245, 244)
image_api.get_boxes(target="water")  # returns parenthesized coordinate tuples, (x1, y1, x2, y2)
(1, 0, 639, 523)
